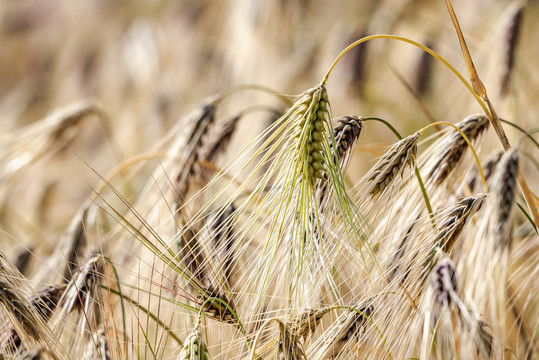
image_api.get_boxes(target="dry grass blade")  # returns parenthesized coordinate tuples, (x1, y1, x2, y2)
(427, 115, 489, 184)
(443, 0, 486, 98)
(367, 132, 419, 196)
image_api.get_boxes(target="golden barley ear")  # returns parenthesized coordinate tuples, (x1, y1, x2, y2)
(278, 321, 307, 360)
(283, 307, 330, 341)
(367, 132, 419, 196)
(175, 102, 217, 207)
(308, 298, 374, 359)
(433, 195, 484, 255)
(489, 150, 518, 249)
(426, 115, 489, 185)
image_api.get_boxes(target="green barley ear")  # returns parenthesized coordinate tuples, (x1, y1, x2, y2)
(178, 322, 210, 360)
(290, 84, 331, 183)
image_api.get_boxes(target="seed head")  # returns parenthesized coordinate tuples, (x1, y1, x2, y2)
(368, 132, 419, 196)
(500, 5, 523, 97)
(178, 325, 210, 360)
(284, 308, 330, 341)
(435, 196, 484, 254)
(291, 85, 331, 183)
(431, 258, 457, 308)
(331, 115, 363, 166)
(428, 115, 489, 184)
(490, 150, 518, 248)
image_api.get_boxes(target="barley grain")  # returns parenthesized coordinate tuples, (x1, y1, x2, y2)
(490, 150, 519, 248)
(427, 115, 489, 184)
(368, 132, 419, 195)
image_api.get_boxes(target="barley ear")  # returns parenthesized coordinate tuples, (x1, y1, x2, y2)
(367, 132, 419, 196)
(500, 5, 524, 97)
(427, 115, 489, 184)
(490, 150, 519, 249)
(177, 323, 210, 360)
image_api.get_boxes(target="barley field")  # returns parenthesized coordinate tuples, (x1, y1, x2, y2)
(0, 0, 537, 359)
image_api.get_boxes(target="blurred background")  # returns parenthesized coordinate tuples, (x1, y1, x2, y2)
(0, 0, 537, 260)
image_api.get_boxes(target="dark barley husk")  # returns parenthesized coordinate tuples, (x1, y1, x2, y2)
(194, 114, 242, 183)
(367, 132, 419, 196)
(490, 150, 519, 249)
(500, 5, 524, 97)
(434, 195, 484, 254)
(331, 115, 363, 166)
(427, 115, 489, 185)
(279, 321, 307, 360)
(209, 204, 236, 284)
(314, 298, 374, 359)
(431, 258, 456, 309)
(175, 103, 217, 203)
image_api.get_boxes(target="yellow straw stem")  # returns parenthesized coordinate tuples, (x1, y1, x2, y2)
(248, 317, 283, 360)
(321, 34, 490, 117)
(420, 121, 488, 194)
(442, 0, 539, 227)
